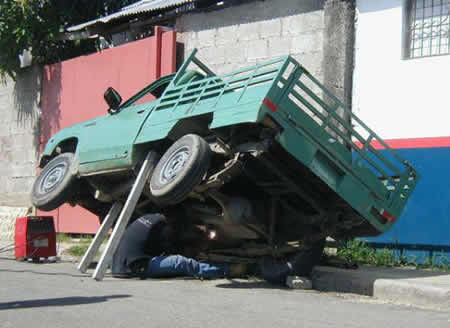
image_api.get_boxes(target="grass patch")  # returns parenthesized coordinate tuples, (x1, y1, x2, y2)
(78, 235, 93, 244)
(56, 233, 73, 243)
(65, 235, 93, 257)
(67, 244, 90, 257)
(336, 239, 450, 271)
(63, 234, 109, 257)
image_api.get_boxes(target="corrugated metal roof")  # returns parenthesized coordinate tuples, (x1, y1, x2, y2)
(67, 0, 196, 32)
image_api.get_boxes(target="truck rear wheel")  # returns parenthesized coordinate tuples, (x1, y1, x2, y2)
(31, 153, 76, 211)
(150, 134, 211, 205)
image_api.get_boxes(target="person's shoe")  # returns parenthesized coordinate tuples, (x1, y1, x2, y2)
(228, 263, 247, 278)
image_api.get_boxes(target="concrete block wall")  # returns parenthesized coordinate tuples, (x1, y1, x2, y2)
(176, 0, 326, 80)
(176, 0, 355, 142)
(0, 66, 41, 207)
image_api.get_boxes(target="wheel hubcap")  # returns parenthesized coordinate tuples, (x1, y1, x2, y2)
(39, 162, 68, 194)
(160, 146, 190, 184)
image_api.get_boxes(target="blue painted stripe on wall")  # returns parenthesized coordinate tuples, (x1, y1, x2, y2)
(368, 147, 450, 246)
(360, 147, 450, 264)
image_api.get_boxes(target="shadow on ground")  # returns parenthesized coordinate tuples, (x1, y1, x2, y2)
(0, 295, 131, 310)
(215, 279, 286, 290)
(0, 268, 86, 278)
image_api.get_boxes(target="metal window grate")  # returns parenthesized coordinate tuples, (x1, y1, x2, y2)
(408, 0, 450, 58)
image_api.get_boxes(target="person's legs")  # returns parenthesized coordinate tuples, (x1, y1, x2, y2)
(147, 255, 229, 279)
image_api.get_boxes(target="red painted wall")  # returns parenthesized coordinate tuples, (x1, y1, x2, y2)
(39, 28, 176, 233)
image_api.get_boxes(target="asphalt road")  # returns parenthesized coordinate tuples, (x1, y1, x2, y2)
(0, 259, 449, 328)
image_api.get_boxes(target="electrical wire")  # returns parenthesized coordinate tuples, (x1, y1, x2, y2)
(0, 246, 15, 254)
(0, 243, 16, 253)
(0, 237, 49, 255)
(0, 243, 15, 252)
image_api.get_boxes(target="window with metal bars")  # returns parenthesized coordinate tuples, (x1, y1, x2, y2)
(406, 0, 450, 58)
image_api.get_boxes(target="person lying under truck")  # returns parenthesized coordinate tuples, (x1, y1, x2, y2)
(111, 213, 246, 279)
(112, 212, 323, 284)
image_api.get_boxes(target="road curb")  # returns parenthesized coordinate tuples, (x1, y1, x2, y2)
(312, 266, 450, 311)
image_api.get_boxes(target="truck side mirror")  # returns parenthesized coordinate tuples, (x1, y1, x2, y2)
(104, 87, 122, 112)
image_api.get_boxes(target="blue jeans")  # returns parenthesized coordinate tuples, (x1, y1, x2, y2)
(146, 255, 229, 279)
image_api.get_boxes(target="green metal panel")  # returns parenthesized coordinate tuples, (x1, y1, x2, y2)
(78, 103, 151, 163)
(41, 123, 83, 161)
(135, 54, 284, 141)
(257, 56, 419, 233)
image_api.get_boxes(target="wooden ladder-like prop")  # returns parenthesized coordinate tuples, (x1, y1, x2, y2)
(77, 152, 156, 281)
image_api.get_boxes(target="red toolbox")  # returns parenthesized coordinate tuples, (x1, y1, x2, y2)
(15, 216, 56, 261)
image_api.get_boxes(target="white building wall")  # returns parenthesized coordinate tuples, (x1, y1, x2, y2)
(353, 0, 450, 140)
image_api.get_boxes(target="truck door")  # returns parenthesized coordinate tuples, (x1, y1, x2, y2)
(77, 102, 152, 169)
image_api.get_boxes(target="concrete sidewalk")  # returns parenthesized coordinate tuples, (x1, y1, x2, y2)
(312, 265, 450, 311)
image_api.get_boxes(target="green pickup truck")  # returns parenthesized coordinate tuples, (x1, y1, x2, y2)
(32, 49, 418, 267)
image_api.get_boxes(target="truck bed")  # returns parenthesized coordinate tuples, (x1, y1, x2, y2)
(144, 49, 419, 235)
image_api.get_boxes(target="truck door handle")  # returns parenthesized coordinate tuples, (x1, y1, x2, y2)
(137, 110, 145, 114)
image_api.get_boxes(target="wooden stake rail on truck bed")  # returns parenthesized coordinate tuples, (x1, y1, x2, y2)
(149, 49, 419, 234)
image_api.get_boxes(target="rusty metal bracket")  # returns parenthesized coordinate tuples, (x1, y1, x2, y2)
(196, 153, 244, 193)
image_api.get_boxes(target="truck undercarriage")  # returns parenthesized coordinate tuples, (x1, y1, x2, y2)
(71, 123, 377, 263)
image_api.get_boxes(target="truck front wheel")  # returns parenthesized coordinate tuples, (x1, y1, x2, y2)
(150, 134, 211, 205)
(31, 153, 76, 211)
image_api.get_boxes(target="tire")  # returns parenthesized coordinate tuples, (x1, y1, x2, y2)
(31, 153, 76, 211)
(150, 134, 211, 205)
